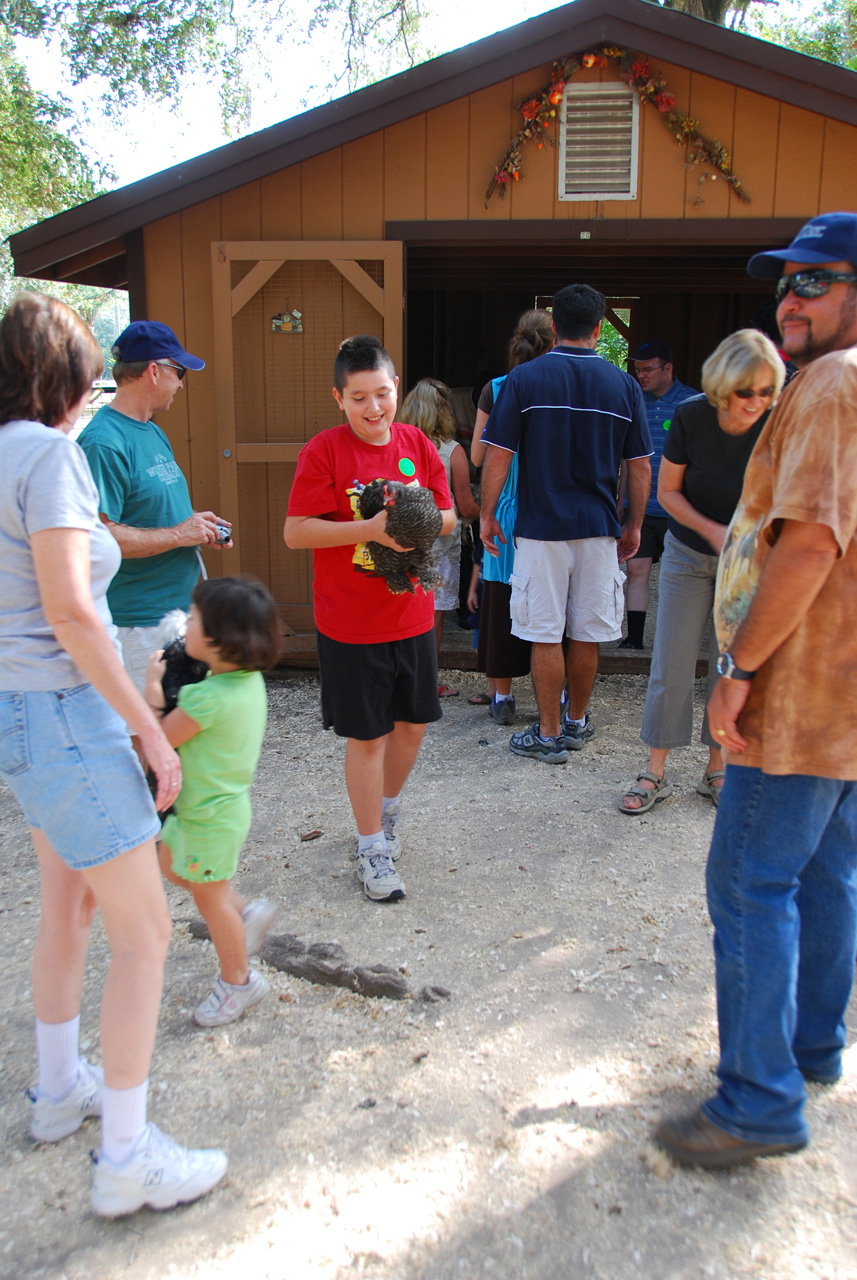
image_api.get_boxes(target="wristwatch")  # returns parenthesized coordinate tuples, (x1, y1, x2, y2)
(716, 650, 756, 681)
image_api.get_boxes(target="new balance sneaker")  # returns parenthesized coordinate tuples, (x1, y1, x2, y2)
(381, 801, 403, 861)
(90, 1122, 228, 1217)
(489, 695, 516, 726)
(355, 842, 406, 901)
(193, 969, 270, 1027)
(563, 712, 595, 751)
(509, 723, 568, 764)
(242, 899, 278, 956)
(29, 1057, 103, 1142)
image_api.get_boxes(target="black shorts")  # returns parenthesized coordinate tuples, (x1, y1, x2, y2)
(476, 581, 531, 679)
(317, 628, 442, 740)
(632, 514, 669, 562)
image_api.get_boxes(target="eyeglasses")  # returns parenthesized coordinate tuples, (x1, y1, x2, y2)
(734, 385, 775, 400)
(155, 359, 187, 380)
(775, 269, 857, 302)
(634, 363, 666, 373)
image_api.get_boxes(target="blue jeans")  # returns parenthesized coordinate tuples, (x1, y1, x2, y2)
(704, 765, 857, 1145)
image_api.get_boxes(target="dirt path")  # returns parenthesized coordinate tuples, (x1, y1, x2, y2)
(1, 672, 855, 1280)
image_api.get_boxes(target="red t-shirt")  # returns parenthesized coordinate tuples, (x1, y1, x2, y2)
(286, 422, 453, 644)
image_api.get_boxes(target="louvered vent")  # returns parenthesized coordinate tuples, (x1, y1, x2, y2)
(559, 83, 639, 201)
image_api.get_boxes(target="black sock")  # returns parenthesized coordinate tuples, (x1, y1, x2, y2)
(626, 610, 646, 647)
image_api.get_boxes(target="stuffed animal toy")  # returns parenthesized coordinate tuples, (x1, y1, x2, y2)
(357, 480, 443, 595)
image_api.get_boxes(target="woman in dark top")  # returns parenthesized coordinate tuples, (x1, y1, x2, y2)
(620, 329, 786, 814)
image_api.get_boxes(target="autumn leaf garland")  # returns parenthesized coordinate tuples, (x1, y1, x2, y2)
(485, 47, 751, 206)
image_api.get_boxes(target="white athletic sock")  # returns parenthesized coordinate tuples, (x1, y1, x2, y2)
(381, 793, 401, 814)
(568, 715, 587, 728)
(357, 831, 385, 853)
(493, 693, 512, 702)
(35, 1015, 80, 1101)
(101, 1080, 148, 1165)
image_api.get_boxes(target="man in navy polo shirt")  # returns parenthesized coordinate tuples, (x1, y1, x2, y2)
(618, 340, 698, 649)
(479, 284, 653, 764)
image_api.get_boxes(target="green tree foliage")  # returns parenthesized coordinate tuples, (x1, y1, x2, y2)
(753, 1, 857, 69)
(3, 0, 423, 133)
(656, 0, 777, 27)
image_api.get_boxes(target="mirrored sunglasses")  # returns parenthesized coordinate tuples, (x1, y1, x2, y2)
(734, 386, 775, 400)
(775, 269, 857, 302)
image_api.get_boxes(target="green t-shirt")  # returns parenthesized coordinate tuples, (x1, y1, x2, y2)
(161, 669, 268, 881)
(79, 405, 200, 626)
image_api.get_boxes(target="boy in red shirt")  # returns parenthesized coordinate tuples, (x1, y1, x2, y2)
(284, 336, 455, 901)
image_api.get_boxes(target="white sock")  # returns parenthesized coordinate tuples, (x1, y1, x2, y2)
(493, 693, 511, 702)
(381, 793, 401, 814)
(569, 715, 586, 728)
(357, 831, 384, 853)
(101, 1080, 148, 1165)
(35, 1015, 80, 1101)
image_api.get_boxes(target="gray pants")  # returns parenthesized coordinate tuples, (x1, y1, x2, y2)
(641, 530, 719, 750)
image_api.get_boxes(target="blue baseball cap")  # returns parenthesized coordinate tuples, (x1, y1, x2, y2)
(112, 321, 205, 371)
(629, 340, 673, 364)
(747, 212, 857, 279)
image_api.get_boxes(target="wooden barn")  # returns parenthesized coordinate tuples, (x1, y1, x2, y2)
(11, 0, 857, 655)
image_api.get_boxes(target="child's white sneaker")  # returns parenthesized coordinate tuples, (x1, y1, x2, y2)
(355, 842, 406, 902)
(28, 1057, 103, 1142)
(241, 899, 278, 956)
(90, 1122, 228, 1217)
(193, 970, 270, 1027)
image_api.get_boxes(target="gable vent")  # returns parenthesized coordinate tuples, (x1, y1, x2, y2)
(559, 83, 639, 201)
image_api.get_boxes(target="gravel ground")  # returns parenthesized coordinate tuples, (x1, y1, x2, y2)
(1, 670, 855, 1280)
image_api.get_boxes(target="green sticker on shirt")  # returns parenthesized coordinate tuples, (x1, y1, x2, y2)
(399, 457, 416, 477)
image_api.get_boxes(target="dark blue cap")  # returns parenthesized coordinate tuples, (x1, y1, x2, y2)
(747, 212, 857, 279)
(112, 321, 205, 371)
(629, 340, 673, 364)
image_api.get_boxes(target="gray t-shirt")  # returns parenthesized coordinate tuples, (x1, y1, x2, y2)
(0, 421, 122, 691)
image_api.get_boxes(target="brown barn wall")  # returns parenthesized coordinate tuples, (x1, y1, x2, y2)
(142, 55, 857, 613)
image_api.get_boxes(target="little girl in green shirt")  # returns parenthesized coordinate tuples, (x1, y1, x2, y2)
(146, 576, 281, 1026)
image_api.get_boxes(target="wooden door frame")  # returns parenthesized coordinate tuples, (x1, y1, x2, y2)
(210, 239, 404, 575)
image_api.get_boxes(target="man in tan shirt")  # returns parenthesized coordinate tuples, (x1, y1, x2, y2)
(655, 212, 857, 1168)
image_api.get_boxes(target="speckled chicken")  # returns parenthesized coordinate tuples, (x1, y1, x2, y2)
(358, 479, 443, 595)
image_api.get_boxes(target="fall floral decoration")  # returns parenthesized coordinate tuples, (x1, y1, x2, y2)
(485, 47, 750, 207)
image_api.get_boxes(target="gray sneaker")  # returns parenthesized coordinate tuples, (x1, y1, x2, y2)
(356, 841, 406, 901)
(242, 899, 278, 956)
(489, 695, 516, 726)
(193, 969, 270, 1027)
(381, 801, 402, 861)
(29, 1057, 103, 1142)
(509, 723, 568, 764)
(563, 713, 595, 751)
(91, 1122, 228, 1217)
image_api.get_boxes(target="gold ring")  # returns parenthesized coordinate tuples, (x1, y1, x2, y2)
(716, 729, 726, 737)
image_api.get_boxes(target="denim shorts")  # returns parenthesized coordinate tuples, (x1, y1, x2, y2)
(0, 685, 161, 869)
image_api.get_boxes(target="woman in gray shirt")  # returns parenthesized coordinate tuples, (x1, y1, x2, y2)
(0, 294, 226, 1216)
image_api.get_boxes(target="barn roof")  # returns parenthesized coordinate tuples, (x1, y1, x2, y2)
(11, 0, 857, 281)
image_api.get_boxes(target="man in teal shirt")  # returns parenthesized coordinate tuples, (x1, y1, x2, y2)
(80, 321, 232, 696)
(618, 340, 698, 649)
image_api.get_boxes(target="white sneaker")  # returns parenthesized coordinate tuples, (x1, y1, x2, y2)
(29, 1057, 103, 1142)
(241, 899, 278, 956)
(91, 1122, 228, 1217)
(193, 970, 270, 1027)
(381, 802, 403, 860)
(355, 842, 406, 902)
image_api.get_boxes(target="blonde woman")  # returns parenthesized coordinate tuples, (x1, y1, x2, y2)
(620, 329, 786, 814)
(400, 378, 479, 695)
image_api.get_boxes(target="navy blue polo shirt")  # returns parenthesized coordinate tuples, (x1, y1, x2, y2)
(484, 346, 652, 541)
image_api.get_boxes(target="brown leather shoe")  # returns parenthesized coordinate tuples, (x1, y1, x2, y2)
(653, 1107, 807, 1169)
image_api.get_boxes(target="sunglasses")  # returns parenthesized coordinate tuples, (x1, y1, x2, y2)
(734, 385, 775, 400)
(156, 359, 187, 380)
(775, 269, 857, 302)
